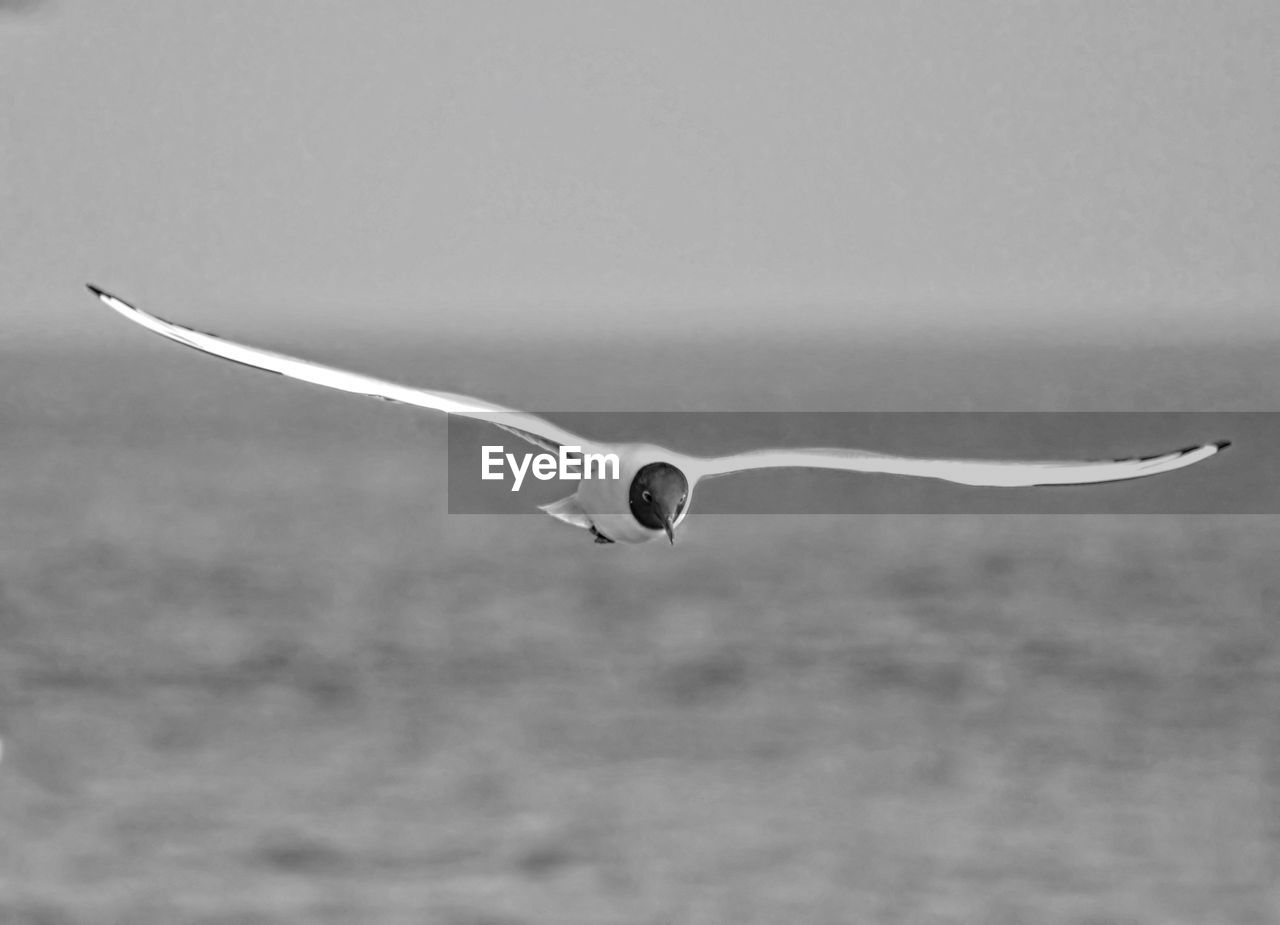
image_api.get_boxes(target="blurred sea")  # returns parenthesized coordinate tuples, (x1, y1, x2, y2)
(1, 335, 1278, 923)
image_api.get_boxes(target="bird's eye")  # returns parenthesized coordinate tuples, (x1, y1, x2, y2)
(641, 490, 652, 503)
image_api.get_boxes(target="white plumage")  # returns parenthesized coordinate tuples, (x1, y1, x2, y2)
(89, 286, 1229, 545)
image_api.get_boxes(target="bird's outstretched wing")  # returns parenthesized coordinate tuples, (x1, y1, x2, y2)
(87, 285, 587, 453)
(689, 441, 1229, 487)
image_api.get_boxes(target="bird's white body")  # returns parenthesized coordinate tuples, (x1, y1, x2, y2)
(548, 443, 696, 544)
(87, 285, 1230, 547)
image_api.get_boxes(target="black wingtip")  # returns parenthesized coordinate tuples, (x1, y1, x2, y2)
(1172, 440, 1230, 456)
(86, 283, 106, 299)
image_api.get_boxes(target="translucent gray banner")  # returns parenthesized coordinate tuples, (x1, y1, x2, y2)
(446, 413, 1264, 514)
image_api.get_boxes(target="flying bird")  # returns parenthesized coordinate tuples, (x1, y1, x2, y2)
(88, 285, 1229, 546)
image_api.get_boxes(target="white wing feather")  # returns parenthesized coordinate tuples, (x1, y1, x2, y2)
(88, 286, 587, 452)
(89, 286, 1230, 492)
(690, 441, 1228, 487)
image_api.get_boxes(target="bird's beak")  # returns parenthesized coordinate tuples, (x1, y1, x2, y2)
(663, 517, 676, 545)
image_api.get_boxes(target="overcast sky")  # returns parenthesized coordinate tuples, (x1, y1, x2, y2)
(3, 1, 1278, 344)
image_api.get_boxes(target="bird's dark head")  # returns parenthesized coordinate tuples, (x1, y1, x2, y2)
(629, 462, 689, 544)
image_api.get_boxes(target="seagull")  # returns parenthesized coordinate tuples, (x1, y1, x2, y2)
(88, 285, 1229, 546)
